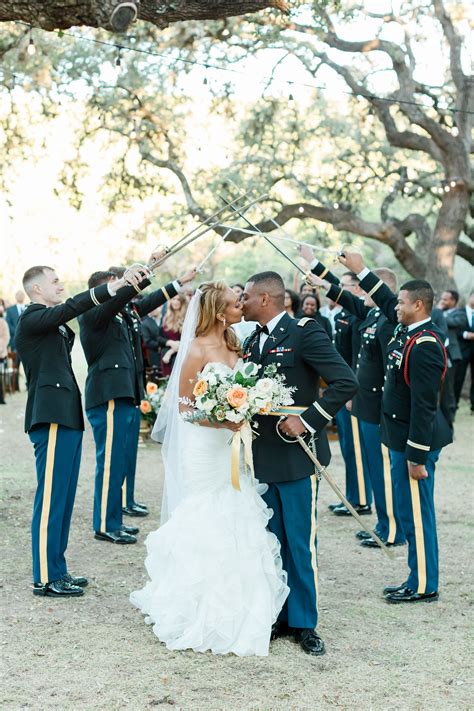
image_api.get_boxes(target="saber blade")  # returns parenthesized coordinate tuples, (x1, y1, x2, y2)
(219, 195, 307, 275)
(296, 435, 395, 560)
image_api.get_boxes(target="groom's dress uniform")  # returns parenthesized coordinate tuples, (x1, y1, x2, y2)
(244, 312, 358, 629)
(79, 278, 179, 537)
(15, 284, 114, 585)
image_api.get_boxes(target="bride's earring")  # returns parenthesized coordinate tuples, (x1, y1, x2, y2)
(223, 318, 227, 328)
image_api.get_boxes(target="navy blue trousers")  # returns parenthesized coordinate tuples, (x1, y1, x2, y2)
(335, 407, 372, 506)
(122, 406, 141, 508)
(29, 424, 83, 584)
(358, 420, 405, 544)
(390, 449, 440, 593)
(263, 476, 319, 630)
(87, 398, 135, 533)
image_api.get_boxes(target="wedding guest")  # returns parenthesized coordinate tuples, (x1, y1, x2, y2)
(141, 306, 164, 372)
(79, 265, 196, 541)
(15, 263, 141, 597)
(5, 290, 26, 391)
(231, 283, 245, 299)
(0, 300, 10, 404)
(284, 289, 300, 318)
(446, 290, 474, 413)
(159, 293, 187, 377)
(299, 294, 332, 339)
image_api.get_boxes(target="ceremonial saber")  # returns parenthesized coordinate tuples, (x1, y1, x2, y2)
(219, 195, 308, 276)
(296, 435, 394, 560)
(147, 194, 268, 275)
(195, 199, 262, 272)
(217, 225, 341, 256)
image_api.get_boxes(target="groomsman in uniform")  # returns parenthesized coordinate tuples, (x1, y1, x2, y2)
(107, 266, 195, 518)
(303, 255, 406, 549)
(302, 249, 372, 516)
(79, 263, 196, 543)
(15, 264, 138, 596)
(242, 271, 358, 654)
(339, 251, 453, 603)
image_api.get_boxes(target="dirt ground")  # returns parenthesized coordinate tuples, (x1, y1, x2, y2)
(1, 360, 473, 710)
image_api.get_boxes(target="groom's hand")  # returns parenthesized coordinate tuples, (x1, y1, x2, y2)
(278, 415, 307, 438)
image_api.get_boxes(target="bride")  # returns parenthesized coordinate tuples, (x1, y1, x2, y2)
(130, 281, 289, 656)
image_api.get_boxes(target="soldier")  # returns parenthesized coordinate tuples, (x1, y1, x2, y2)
(339, 251, 453, 603)
(15, 263, 142, 596)
(302, 247, 372, 517)
(302, 251, 406, 550)
(241, 271, 358, 655)
(79, 262, 196, 544)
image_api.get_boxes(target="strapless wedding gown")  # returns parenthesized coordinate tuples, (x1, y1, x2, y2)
(130, 362, 289, 657)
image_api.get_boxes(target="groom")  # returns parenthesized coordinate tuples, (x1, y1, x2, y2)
(242, 271, 358, 655)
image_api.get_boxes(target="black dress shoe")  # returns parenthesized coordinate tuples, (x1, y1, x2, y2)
(293, 629, 326, 656)
(62, 573, 88, 587)
(385, 587, 439, 604)
(328, 502, 340, 511)
(121, 524, 139, 535)
(122, 503, 149, 517)
(333, 503, 372, 516)
(360, 537, 406, 548)
(271, 620, 290, 641)
(355, 529, 373, 540)
(94, 530, 137, 544)
(134, 501, 148, 511)
(383, 581, 408, 596)
(33, 579, 84, 597)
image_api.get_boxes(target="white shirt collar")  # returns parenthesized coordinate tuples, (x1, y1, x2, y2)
(407, 316, 431, 332)
(261, 311, 287, 335)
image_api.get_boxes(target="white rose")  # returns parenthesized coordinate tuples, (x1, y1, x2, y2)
(255, 378, 274, 396)
(200, 398, 217, 413)
(226, 409, 245, 423)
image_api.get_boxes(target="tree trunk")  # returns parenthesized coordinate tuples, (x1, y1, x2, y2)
(426, 185, 471, 293)
(0, 1, 286, 32)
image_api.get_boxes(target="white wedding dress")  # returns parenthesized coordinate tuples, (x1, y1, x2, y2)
(130, 361, 289, 657)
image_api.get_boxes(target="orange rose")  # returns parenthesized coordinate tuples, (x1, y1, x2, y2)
(146, 382, 158, 395)
(193, 379, 208, 397)
(140, 400, 152, 414)
(226, 385, 247, 409)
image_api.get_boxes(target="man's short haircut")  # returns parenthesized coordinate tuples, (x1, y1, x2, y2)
(444, 289, 459, 304)
(400, 279, 434, 313)
(22, 266, 54, 295)
(108, 266, 126, 278)
(88, 271, 116, 289)
(247, 271, 285, 302)
(342, 271, 360, 284)
(373, 267, 397, 293)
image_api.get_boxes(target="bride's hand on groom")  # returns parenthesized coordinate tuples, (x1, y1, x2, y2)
(217, 420, 244, 432)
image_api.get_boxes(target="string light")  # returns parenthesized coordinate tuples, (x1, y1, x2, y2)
(115, 46, 123, 71)
(13, 21, 473, 117)
(298, 206, 305, 213)
(27, 28, 36, 56)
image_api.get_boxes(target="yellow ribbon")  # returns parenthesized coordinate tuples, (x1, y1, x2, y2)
(231, 422, 254, 491)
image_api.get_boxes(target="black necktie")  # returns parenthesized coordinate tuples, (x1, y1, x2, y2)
(255, 324, 269, 336)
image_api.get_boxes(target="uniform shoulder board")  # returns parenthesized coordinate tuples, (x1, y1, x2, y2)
(297, 317, 315, 327)
(415, 336, 437, 344)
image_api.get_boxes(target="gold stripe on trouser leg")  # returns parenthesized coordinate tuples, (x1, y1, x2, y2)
(39, 423, 58, 584)
(382, 445, 396, 543)
(350, 416, 366, 505)
(100, 400, 115, 533)
(309, 474, 319, 612)
(408, 476, 427, 594)
(122, 482, 127, 507)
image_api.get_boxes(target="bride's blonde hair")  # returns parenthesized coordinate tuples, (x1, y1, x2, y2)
(195, 281, 241, 353)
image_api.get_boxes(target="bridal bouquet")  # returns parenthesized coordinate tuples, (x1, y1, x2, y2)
(182, 361, 295, 425)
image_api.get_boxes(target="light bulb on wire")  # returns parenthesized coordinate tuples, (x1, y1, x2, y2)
(27, 28, 36, 56)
